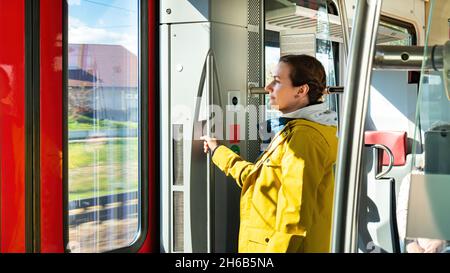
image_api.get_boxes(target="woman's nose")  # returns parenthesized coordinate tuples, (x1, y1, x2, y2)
(265, 83, 273, 93)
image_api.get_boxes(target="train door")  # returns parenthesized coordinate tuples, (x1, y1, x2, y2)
(0, 0, 157, 253)
(160, 0, 249, 253)
(0, 0, 27, 252)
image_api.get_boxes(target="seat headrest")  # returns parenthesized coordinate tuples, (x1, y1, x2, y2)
(365, 131, 407, 166)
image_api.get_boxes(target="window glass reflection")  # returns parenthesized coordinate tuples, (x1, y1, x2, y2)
(67, 0, 140, 253)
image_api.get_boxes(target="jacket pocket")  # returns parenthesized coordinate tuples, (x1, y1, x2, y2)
(267, 231, 306, 253)
(246, 227, 274, 253)
(262, 157, 281, 168)
(261, 156, 282, 186)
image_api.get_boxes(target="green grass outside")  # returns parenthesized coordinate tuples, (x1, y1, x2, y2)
(68, 114, 138, 131)
(68, 138, 139, 201)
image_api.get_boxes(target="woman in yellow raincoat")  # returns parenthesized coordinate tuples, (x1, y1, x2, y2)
(202, 55, 338, 253)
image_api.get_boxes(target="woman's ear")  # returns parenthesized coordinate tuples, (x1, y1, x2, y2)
(297, 84, 309, 96)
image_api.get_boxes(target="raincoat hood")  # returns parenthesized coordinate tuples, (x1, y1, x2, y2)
(281, 103, 338, 127)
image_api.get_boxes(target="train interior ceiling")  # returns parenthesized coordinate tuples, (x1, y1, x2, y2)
(0, 0, 449, 253)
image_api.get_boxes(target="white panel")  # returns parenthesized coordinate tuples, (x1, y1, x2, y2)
(161, 0, 209, 24)
(369, 71, 418, 137)
(407, 173, 450, 240)
(161, 0, 247, 27)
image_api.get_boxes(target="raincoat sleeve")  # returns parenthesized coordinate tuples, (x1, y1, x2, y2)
(211, 145, 255, 188)
(267, 132, 326, 252)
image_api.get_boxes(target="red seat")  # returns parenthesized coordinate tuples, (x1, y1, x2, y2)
(365, 131, 407, 166)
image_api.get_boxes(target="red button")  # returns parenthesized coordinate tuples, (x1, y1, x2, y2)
(230, 124, 240, 144)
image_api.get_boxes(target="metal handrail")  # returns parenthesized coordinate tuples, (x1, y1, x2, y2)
(249, 86, 344, 95)
(373, 45, 444, 70)
(193, 49, 223, 253)
(371, 144, 394, 180)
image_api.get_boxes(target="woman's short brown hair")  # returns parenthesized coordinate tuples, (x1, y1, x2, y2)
(279, 54, 327, 105)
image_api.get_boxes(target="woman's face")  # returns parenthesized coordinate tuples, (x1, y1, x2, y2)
(265, 62, 304, 113)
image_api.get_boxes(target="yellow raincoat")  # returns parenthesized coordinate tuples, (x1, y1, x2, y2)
(212, 119, 338, 253)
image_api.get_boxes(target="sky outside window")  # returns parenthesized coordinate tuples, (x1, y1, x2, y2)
(68, 0, 138, 55)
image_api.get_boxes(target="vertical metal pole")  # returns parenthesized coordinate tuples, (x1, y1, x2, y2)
(206, 53, 215, 253)
(337, 0, 351, 59)
(336, 0, 351, 130)
(331, 0, 382, 253)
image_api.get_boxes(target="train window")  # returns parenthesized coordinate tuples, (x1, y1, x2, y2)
(378, 16, 416, 46)
(264, 43, 281, 120)
(66, 0, 141, 252)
